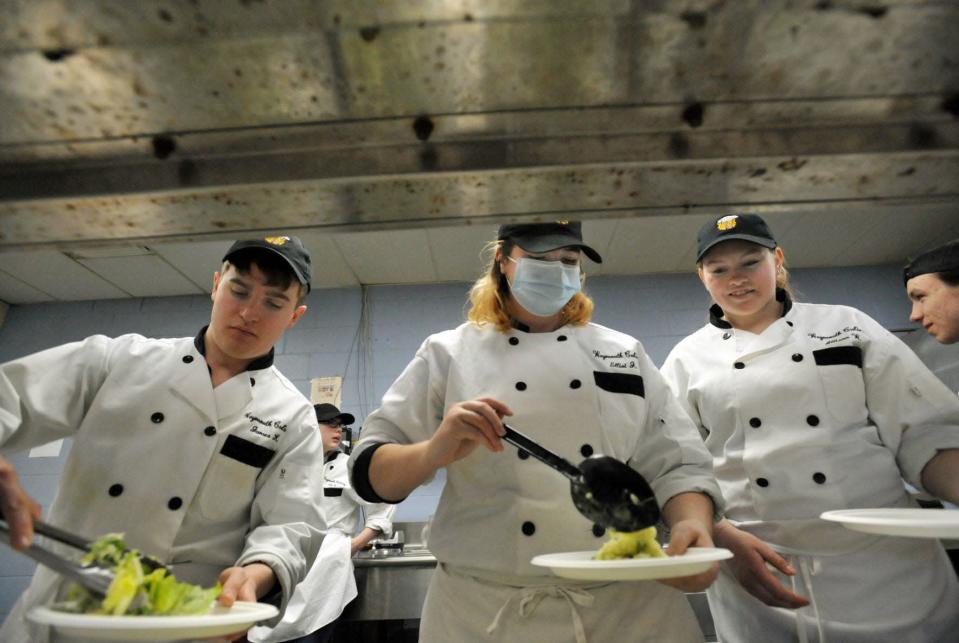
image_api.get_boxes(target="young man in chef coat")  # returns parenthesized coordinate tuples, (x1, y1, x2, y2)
(249, 403, 396, 643)
(0, 235, 324, 642)
(904, 238, 959, 345)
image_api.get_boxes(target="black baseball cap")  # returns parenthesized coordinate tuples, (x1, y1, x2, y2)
(223, 235, 312, 292)
(497, 220, 603, 263)
(314, 403, 355, 426)
(903, 238, 959, 285)
(696, 214, 777, 262)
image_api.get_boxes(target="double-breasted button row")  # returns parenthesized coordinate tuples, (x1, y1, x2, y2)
(182, 355, 194, 364)
(755, 472, 828, 488)
(107, 484, 183, 510)
(744, 414, 819, 429)
(515, 379, 584, 391)
(507, 335, 568, 346)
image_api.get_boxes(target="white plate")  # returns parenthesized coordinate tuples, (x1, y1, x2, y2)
(531, 547, 733, 581)
(28, 601, 278, 641)
(820, 508, 959, 539)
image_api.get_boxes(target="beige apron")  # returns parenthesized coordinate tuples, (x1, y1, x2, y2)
(421, 562, 704, 643)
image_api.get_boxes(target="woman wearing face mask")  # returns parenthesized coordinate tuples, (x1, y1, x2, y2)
(348, 221, 724, 643)
(661, 214, 959, 643)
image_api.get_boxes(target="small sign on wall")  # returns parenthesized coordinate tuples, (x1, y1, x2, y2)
(311, 376, 342, 407)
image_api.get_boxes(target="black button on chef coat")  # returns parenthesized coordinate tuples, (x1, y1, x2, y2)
(807, 415, 820, 427)
(580, 444, 593, 457)
(182, 355, 194, 364)
(508, 337, 519, 346)
(557, 335, 567, 342)
(151, 412, 164, 423)
(734, 362, 745, 369)
(570, 379, 582, 389)
(756, 478, 769, 488)
(723, 333, 731, 340)
(521, 521, 536, 536)
(792, 354, 803, 362)
(168, 497, 183, 510)
(204, 426, 216, 437)
(813, 472, 827, 484)
(250, 377, 256, 386)
(749, 417, 762, 428)
(516, 382, 527, 391)
(108, 484, 124, 497)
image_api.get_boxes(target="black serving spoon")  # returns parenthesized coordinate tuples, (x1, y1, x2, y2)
(501, 424, 660, 532)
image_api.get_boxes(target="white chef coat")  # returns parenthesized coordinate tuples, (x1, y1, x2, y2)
(350, 321, 723, 642)
(0, 331, 324, 643)
(248, 450, 395, 643)
(662, 300, 959, 642)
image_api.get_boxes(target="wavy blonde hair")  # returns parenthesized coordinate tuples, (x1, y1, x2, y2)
(467, 239, 594, 332)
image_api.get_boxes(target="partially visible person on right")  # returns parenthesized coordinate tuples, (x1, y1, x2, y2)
(904, 238, 959, 344)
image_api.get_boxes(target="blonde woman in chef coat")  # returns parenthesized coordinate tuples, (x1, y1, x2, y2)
(349, 221, 725, 643)
(661, 214, 959, 643)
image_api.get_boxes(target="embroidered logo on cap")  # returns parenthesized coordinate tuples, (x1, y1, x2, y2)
(716, 215, 739, 231)
(264, 236, 290, 246)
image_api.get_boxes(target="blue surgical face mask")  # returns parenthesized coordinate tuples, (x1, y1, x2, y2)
(506, 256, 582, 317)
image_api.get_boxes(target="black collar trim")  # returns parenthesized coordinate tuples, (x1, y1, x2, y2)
(708, 288, 793, 330)
(510, 319, 531, 333)
(194, 325, 275, 371)
(324, 450, 341, 464)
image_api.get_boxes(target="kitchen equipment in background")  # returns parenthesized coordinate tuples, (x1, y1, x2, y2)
(501, 424, 660, 532)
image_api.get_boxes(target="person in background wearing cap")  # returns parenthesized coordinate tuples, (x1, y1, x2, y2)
(249, 403, 395, 643)
(660, 214, 959, 643)
(904, 238, 959, 345)
(348, 221, 723, 642)
(0, 235, 324, 642)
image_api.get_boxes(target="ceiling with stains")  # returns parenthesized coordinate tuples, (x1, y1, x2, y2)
(0, 0, 957, 303)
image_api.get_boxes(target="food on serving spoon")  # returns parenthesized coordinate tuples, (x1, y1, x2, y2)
(59, 533, 220, 616)
(594, 526, 667, 560)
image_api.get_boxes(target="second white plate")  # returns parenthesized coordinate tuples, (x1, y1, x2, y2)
(531, 547, 733, 581)
(820, 508, 959, 539)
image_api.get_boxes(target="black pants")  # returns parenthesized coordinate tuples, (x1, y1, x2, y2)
(286, 620, 336, 643)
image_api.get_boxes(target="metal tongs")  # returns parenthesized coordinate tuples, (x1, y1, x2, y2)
(0, 518, 168, 597)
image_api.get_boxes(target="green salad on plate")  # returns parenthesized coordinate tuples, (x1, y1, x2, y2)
(59, 534, 220, 616)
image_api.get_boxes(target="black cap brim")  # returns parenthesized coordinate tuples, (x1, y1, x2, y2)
(224, 241, 310, 291)
(697, 235, 777, 262)
(511, 234, 603, 264)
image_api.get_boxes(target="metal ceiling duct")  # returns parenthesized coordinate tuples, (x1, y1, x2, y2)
(0, 0, 957, 252)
